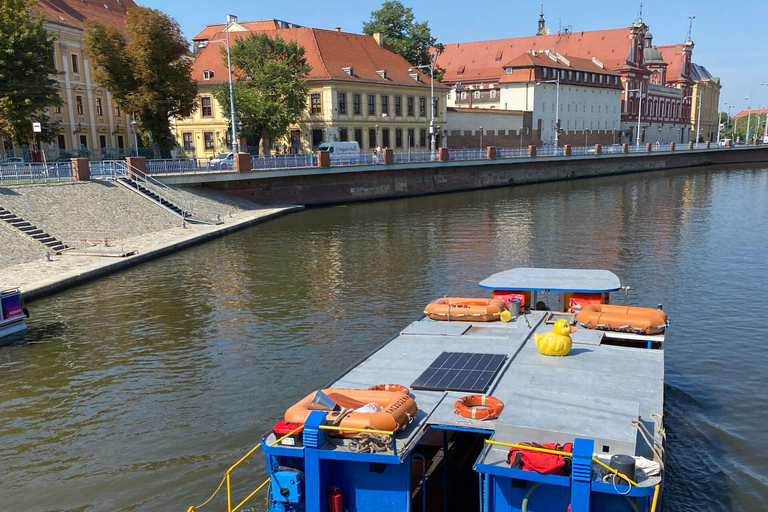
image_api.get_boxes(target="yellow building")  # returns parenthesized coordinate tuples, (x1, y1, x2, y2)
(0, 0, 137, 159)
(176, 20, 448, 158)
(690, 64, 722, 142)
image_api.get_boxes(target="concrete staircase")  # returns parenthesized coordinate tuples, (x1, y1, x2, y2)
(0, 205, 68, 253)
(117, 176, 191, 220)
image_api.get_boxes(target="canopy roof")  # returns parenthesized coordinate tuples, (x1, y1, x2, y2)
(479, 268, 621, 293)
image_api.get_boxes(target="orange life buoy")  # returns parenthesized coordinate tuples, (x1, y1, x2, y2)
(424, 298, 507, 322)
(455, 395, 504, 420)
(368, 384, 410, 395)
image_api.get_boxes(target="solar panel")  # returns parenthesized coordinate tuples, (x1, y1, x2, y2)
(411, 352, 507, 393)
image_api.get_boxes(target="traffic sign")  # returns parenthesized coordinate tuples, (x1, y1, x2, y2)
(32, 122, 42, 133)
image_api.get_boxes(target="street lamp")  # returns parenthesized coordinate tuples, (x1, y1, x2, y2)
(625, 86, 643, 146)
(409, 64, 436, 151)
(745, 96, 752, 141)
(479, 126, 483, 149)
(208, 15, 240, 155)
(130, 116, 138, 156)
(536, 76, 561, 147)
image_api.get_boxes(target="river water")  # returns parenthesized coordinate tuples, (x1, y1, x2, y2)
(1, 164, 767, 512)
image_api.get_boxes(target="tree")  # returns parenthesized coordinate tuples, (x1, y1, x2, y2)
(83, 7, 197, 150)
(214, 33, 311, 153)
(363, 1, 443, 80)
(0, 0, 61, 145)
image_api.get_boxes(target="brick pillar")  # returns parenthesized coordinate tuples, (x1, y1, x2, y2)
(622, 143, 629, 154)
(754, 138, 760, 146)
(487, 146, 496, 160)
(234, 152, 251, 172)
(438, 147, 449, 162)
(688, 141, 694, 150)
(705, 141, 711, 149)
(382, 148, 393, 164)
(594, 144, 602, 155)
(670, 142, 676, 151)
(317, 150, 330, 168)
(528, 145, 537, 157)
(563, 145, 572, 156)
(726, 140, 733, 148)
(646, 143, 652, 152)
(126, 156, 146, 179)
(71, 158, 90, 181)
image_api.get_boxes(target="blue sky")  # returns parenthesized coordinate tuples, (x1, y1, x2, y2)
(146, 0, 767, 114)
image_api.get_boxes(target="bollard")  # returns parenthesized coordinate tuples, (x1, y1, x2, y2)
(754, 139, 760, 147)
(563, 145, 572, 156)
(487, 146, 496, 160)
(126, 156, 146, 179)
(622, 143, 629, 154)
(438, 147, 450, 162)
(726, 140, 733, 148)
(234, 153, 251, 172)
(382, 148, 394, 164)
(705, 141, 711, 149)
(688, 141, 694, 150)
(594, 144, 602, 155)
(71, 158, 90, 181)
(318, 150, 330, 168)
(528, 145, 537, 157)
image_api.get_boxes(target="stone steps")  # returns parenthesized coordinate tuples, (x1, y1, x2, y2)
(0, 206, 69, 254)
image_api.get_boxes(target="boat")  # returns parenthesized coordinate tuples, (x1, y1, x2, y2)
(0, 286, 28, 342)
(190, 268, 667, 512)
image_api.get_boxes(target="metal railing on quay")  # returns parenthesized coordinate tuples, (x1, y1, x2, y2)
(146, 159, 209, 175)
(250, 154, 317, 170)
(497, 147, 529, 159)
(536, 146, 564, 157)
(448, 148, 488, 161)
(393, 150, 436, 163)
(0, 162, 73, 185)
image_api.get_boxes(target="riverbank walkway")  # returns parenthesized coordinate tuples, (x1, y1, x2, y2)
(0, 205, 302, 303)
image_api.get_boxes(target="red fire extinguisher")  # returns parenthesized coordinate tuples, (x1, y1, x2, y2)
(328, 486, 343, 512)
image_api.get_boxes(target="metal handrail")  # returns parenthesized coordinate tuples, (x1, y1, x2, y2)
(112, 161, 194, 220)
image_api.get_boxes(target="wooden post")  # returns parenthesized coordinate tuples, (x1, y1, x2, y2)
(528, 145, 537, 157)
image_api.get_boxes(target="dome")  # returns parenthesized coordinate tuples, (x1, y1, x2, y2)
(644, 46, 665, 64)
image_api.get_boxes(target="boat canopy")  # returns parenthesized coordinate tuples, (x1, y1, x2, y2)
(479, 268, 621, 293)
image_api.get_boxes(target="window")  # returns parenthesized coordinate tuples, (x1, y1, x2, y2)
(117, 135, 124, 149)
(203, 70, 214, 80)
(568, 70, 573, 80)
(71, 54, 79, 74)
(96, 98, 103, 116)
(310, 93, 321, 114)
(353, 93, 361, 114)
(408, 128, 415, 147)
(338, 92, 347, 114)
(76, 95, 83, 115)
(55, 104, 62, 114)
(420, 129, 426, 147)
(461, 91, 467, 99)
(381, 95, 389, 116)
(599, 74, 603, 84)
(407, 96, 415, 116)
(204, 131, 214, 150)
(79, 135, 87, 148)
(560, 70, 565, 80)
(382, 128, 390, 148)
(542, 68, 548, 78)
(614, 76, 619, 85)
(505, 67, 513, 74)
(591, 73, 596, 83)
(491, 89, 497, 98)
(339, 128, 348, 141)
(354, 128, 363, 146)
(395, 128, 402, 148)
(419, 97, 426, 117)
(183, 132, 193, 150)
(368, 128, 376, 149)
(368, 94, 375, 115)
(473, 91, 480, 99)
(576, 71, 580, 82)
(57, 134, 66, 150)
(201, 97, 212, 117)
(99, 135, 107, 149)
(434, 97, 439, 113)
(116, 104, 121, 117)
(395, 96, 402, 116)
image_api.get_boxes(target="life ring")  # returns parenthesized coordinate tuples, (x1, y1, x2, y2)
(455, 395, 504, 420)
(368, 384, 410, 395)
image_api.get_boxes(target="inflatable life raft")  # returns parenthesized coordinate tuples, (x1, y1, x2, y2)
(284, 388, 418, 437)
(424, 298, 507, 322)
(576, 304, 669, 335)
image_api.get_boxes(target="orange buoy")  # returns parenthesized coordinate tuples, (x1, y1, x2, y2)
(368, 384, 410, 395)
(455, 395, 504, 420)
(424, 298, 507, 322)
(576, 304, 669, 335)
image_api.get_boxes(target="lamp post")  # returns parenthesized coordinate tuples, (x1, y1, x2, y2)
(625, 87, 643, 146)
(479, 126, 483, 149)
(208, 16, 240, 155)
(409, 64, 436, 151)
(536, 76, 561, 147)
(130, 116, 138, 156)
(762, 84, 768, 142)
(745, 96, 752, 141)
(684, 92, 702, 143)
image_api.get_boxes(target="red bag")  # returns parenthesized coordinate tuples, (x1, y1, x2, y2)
(507, 442, 574, 476)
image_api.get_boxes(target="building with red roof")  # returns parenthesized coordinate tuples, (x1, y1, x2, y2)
(175, 18, 448, 158)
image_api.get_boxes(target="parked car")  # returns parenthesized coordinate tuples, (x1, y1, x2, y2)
(209, 152, 234, 169)
(0, 157, 25, 164)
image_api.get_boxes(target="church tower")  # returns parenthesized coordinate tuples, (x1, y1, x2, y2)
(536, 3, 549, 36)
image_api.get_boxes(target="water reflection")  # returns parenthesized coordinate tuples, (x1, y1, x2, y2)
(0, 165, 766, 511)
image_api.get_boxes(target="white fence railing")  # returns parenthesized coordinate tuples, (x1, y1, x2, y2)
(0, 162, 73, 185)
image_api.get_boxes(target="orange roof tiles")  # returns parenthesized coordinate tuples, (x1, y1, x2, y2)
(734, 109, 767, 119)
(192, 20, 288, 41)
(656, 45, 689, 82)
(191, 27, 442, 90)
(36, 0, 137, 33)
(436, 28, 636, 84)
(498, 50, 619, 84)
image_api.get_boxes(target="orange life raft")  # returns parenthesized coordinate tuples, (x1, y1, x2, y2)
(577, 304, 669, 335)
(424, 298, 507, 322)
(284, 388, 418, 437)
(455, 395, 505, 420)
(368, 383, 410, 395)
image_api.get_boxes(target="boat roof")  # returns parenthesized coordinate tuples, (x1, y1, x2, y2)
(479, 268, 622, 293)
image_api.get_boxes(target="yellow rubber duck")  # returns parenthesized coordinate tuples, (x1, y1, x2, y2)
(534, 319, 574, 356)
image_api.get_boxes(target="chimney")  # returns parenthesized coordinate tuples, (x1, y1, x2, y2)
(373, 32, 384, 47)
(335, 27, 341, 32)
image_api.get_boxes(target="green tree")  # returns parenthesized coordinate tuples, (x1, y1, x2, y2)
(363, 1, 443, 80)
(215, 33, 311, 153)
(0, 0, 61, 145)
(83, 7, 197, 150)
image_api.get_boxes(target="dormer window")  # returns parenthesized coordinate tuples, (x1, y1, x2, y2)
(376, 69, 387, 80)
(203, 70, 214, 80)
(457, 65, 465, 76)
(505, 67, 512, 75)
(342, 66, 354, 77)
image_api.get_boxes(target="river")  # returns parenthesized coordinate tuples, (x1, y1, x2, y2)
(1, 164, 767, 512)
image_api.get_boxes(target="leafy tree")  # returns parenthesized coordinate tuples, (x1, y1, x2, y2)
(363, 1, 444, 80)
(83, 7, 197, 149)
(215, 33, 311, 153)
(0, 0, 61, 145)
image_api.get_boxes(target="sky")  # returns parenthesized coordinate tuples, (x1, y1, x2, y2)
(145, 0, 767, 114)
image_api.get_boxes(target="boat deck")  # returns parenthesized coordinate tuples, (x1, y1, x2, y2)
(330, 310, 664, 464)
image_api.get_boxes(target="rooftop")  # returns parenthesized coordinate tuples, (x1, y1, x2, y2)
(36, 0, 137, 33)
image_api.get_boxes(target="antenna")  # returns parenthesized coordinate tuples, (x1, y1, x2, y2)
(540, 2, 544, 15)
(687, 15, 695, 41)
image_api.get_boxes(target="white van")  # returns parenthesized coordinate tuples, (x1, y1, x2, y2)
(317, 141, 360, 163)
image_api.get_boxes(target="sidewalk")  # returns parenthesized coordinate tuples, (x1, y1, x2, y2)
(0, 205, 303, 303)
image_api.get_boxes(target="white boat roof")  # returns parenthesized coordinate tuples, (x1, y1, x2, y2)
(479, 268, 621, 293)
